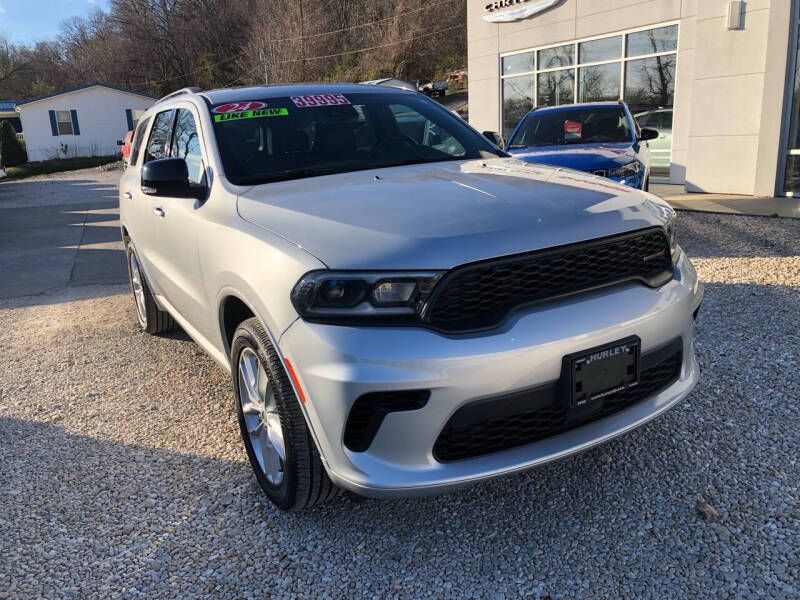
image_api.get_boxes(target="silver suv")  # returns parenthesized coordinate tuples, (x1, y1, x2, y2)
(119, 84, 703, 511)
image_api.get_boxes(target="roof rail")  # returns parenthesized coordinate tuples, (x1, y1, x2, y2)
(156, 87, 202, 104)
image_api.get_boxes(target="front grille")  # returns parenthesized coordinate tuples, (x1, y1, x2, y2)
(433, 338, 683, 462)
(425, 227, 672, 333)
(344, 390, 429, 452)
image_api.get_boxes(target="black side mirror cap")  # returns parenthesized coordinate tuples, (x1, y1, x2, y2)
(141, 157, 203, 199)
(639, 127, 659, 141)
(482, 131, 505, 148)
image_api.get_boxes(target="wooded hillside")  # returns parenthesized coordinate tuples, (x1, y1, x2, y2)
(0, 0, 466, 100)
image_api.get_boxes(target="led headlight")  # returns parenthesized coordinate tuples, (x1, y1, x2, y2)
(608, 161, 641, 179)
(291, 270, 444, 322)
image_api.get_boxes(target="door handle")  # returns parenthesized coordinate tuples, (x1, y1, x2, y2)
(123, 191, 132, 200)
(152, 207, 165, 217)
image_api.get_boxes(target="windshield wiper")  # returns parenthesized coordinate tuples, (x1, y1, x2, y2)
(373, 156, 461, 169)
(234, 168, 340, 186)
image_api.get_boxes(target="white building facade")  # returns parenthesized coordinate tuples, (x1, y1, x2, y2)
(16, 83, 155, 162)
(468, 0, 798, 196)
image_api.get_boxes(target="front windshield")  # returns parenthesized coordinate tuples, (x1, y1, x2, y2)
(508, 106, 632, 149)
(210, 91, 502, 185)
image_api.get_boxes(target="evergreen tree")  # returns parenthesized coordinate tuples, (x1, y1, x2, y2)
(0, 120, 27, 166)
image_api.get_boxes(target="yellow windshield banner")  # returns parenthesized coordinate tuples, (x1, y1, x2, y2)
(214, 107, 289, 123)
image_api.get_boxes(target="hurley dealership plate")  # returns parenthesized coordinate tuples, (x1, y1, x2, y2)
(566, 336, 640, 407)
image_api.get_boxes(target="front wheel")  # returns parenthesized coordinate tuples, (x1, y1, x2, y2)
(231, 318, 340, 510)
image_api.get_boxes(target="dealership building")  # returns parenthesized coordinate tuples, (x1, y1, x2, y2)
(467, 0, 799, 197)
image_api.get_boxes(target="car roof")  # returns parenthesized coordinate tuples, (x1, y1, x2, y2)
(198, 83, 413, 105)
(529, 102, 624, 114)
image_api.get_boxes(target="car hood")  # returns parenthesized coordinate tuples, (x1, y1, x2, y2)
(237, 158, 672, 270)
(508, 142, 637, 171)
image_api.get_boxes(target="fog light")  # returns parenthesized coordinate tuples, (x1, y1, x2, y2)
(372, 281, 418, 305)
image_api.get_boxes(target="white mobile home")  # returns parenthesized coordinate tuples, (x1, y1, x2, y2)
(16, 83, 155, 162)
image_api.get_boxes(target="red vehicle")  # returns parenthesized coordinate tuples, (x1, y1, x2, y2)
(119, 130, 134, 161)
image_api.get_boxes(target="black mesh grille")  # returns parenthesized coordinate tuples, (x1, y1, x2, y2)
(344, 390, 429, 452)
(433, 339, 683, 462)
(426, 228, 672, 332)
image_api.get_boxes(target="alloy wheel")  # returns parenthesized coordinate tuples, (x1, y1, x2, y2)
(237, 347, 286, 485)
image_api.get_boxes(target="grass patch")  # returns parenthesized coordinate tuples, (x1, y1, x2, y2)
(3, 155, 120, 181)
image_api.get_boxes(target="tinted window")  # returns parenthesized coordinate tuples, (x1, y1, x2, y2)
(508, 107, 631, 148)
(388, 103, 466, 156)
(502, 52, 534, 75)
(537, 69, 574, 106)
(626, 25, 678, 57)
(170, 109, 204, 185)
(502, 75, 534, 139)
(145, 109, 174, 163)
(538, 44, 573, 69)
(130, 116, 151, 166)
(210, 92, 501, 186)
(578, 63, 621, 102)
(579, 36, 621, 63)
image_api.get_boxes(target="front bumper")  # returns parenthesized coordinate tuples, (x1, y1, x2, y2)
(279, 252, 703, 498)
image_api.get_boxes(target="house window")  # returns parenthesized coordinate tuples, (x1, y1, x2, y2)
(55, 111, 74, 135)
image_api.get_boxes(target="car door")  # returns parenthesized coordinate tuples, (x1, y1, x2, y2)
(119, 115, 152, 251)
(130, 108, 175, 294)
(142, 105, 210, 330)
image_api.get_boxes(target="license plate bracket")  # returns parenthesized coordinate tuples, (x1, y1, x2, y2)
(565, 336, 640, 408)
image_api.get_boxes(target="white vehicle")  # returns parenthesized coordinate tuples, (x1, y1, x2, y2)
(120, 84, 702, 510)
(635, 108, 673, 173)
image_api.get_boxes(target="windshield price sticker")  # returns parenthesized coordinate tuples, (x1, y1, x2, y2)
(213, 107, 288, 122)
(212, 101, 267, 114)
(564, 120, 582, 137)
(290, 94, 350, 108)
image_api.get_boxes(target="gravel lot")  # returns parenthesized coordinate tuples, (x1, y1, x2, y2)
(0, 212, 798, 599)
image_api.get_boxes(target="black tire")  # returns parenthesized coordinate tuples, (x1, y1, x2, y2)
(125, 245, 176, 335)
(231, 317, 340, 511)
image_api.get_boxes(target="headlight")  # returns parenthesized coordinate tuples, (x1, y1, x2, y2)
(664, 213, 680, 264)
(608, 161, 641, 179)
(291, 271, 444, 322)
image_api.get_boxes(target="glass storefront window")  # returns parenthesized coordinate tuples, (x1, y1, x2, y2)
(624, 55, 675, 108)
(578, 36, 622, 63)
(501, 24, 679, 174)
(579, 63, 621, 102)
(537, 69, 575, 106)
(783, 155, 800, 193)
(502, 52, 534, 76)
(626, 25, 678, 57)
(502, 75, 534, 139)
(538, 44, 573, 70)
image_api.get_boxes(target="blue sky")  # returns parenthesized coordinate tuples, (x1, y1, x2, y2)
(0, 0, 111, 44)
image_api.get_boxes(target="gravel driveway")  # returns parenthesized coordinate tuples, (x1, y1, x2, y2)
(0, 212, 798, 599)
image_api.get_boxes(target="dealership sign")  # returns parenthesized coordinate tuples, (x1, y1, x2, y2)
(483, 0, 562, 22)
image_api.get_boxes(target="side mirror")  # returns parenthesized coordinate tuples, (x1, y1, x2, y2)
(482, 131, 505, 148)
(141, 157, 201, 199)
(639, 127, 659, 141)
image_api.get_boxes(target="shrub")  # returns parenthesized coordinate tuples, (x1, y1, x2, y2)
(0, 120, 27, 167)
